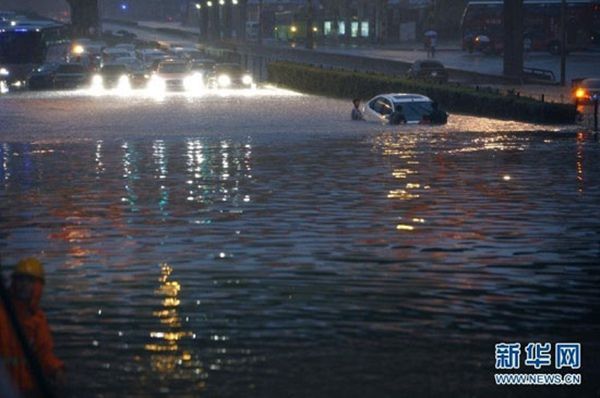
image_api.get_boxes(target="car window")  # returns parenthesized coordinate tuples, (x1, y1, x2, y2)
(102, 65, 127, 74)
(215, 64, 242, 75)
(377, 98, 393, 115)
(369, 98, 382, 113)
(158, 63, 189, 73)
(57, 64, 84, 73)
(394, 101, 433, 121)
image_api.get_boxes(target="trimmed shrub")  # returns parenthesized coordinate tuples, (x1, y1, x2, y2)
(267, 62, 577, 124)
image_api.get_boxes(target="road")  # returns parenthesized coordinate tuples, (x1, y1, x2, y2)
(1, 89, 599, 397)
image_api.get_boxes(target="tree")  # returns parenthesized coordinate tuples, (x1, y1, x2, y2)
(66, 0, 100, 38)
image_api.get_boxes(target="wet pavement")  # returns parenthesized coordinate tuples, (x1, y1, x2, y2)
(1, 88, 600, 397)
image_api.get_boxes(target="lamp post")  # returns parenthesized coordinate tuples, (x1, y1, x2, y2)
(306, 0, 314, 49)
(560, 0, 567, 86)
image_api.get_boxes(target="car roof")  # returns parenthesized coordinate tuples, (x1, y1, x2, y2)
(372, 93, 433, 103)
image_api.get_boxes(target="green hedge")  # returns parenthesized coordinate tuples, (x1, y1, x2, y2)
(267, 62, 577, 124)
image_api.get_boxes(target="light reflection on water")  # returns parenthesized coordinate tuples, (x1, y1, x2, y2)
(0, 128, 599, 397)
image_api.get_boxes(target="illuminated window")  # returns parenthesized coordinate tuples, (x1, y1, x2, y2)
(324, 21, 332, 36)
(361, 21, 369, 37)
(351, 21, 359, 38)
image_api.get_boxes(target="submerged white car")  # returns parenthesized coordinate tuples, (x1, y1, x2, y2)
(363, 93, 448, 125)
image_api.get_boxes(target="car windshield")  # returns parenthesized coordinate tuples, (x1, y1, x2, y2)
(216, 64, 242, 75)
(102, 65, 127, 74)
(191, 61, 215, 70)
(57, 64, 85, 73)
(393, 101, 433, 121)
(158, 63, 188, 73)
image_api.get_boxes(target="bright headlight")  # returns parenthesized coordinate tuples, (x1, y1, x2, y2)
(0, 67, 9, 76)
(242, 74, 253, 85)
(148, 75, 166, 92)
(72, 44, 85, 55)
(184, 73, 203, 92)
(117, 75, 130, 90)
(92, 74, 103, 85)
(218, 74, 231, 87)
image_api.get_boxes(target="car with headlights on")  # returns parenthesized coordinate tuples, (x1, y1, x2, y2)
(572, 78, 600, 105)
(363, 93, 448, 125)
(92, 64, 131, 90)
(1, 66, 10, 94)
(189, 59, 215, 85)
(212, 63, 254, 89)
(149, 60, 201, 92)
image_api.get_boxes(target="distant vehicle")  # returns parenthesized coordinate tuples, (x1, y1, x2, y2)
(27, 63, 59, 90)
(0, 65, 9, 93)
(127, 63, 151, 89)
(406, 60, 449, 83)
(28, 63, 89, 90)
(102, 47, 136, 64)
(0, 19, 70, 82)
(52, 63, 89, 89)
(213, 63, 254, 88)
(150, 60, 195, 92)
(461, 0, 600, 55)
(170, 46, 204, 60)
(363, 93, 448, 125)
(92, 64, 131, 90)
(190, 58, 216, 81)
(572, 77, 600, 104)
(137, 48, 169, 67)
(115, 30, 137, 40)
(114, 43, 136, 52)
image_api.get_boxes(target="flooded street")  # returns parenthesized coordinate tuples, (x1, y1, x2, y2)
(1, 89, 599, 397)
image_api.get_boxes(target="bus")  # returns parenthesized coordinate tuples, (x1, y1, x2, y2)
(461, 0, 600, 54)
(0, 18, 70, 82)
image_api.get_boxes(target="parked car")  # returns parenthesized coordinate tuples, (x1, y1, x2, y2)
(28, 63, 89, 90)
(406, 60, 449, 83)
(363, 93, 448, 125)
(212, 63, 254, 88)
(572, 78, 600, 105)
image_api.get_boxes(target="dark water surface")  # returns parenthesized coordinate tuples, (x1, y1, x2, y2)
(1, 90, 599, 397)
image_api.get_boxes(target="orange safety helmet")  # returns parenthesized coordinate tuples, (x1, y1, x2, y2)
(13, 257, 45, 282)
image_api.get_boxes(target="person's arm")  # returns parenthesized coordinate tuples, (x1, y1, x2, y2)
(34, 313, 65, 377)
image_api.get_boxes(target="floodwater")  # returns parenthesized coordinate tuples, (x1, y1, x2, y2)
(1, 88, 599, 397)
